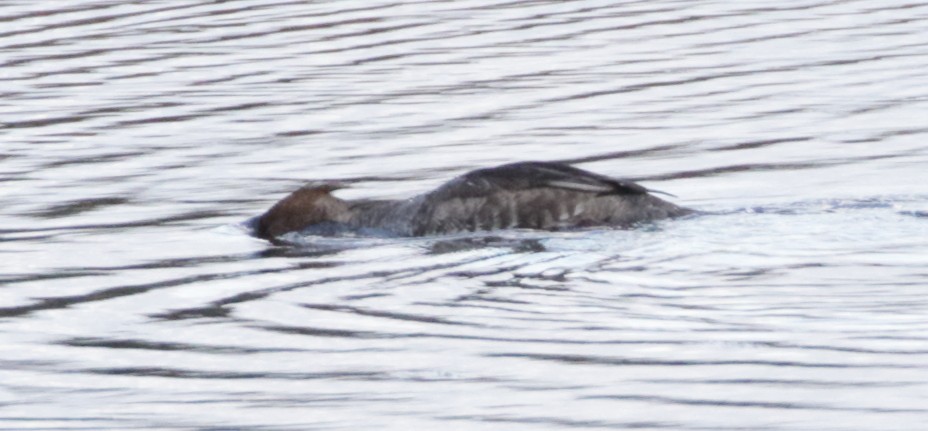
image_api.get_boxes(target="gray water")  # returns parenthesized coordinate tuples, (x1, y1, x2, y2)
(2, 1, 928, 430)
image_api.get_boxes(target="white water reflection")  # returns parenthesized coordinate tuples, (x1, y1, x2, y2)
(2, 0, 928, 430)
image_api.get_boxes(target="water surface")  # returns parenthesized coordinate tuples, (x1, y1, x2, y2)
(2, 1, 928, 430)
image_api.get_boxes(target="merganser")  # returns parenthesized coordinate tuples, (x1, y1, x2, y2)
(253, 161, 693, 239)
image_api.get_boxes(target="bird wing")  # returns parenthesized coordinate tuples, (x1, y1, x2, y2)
(405, 162, 654, 234)
(427, 161, 649, 201)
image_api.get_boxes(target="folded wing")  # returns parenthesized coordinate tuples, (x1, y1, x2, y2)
(411, 162, 667, 235)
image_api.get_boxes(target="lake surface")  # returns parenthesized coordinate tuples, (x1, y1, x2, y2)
(2, 0, 928, 430)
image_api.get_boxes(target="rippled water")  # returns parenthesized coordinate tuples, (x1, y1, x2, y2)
(3, 1, 928, 430)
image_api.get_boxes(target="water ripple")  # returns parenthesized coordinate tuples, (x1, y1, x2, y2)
(2, 0, 928, 430)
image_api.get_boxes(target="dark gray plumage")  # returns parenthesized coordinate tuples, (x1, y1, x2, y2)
(253, 162, 693, 239)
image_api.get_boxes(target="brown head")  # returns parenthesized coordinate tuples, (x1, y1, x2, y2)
(254, 184, 350, 239)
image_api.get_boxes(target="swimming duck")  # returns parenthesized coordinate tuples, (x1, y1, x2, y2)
(252, 161, 693, 239)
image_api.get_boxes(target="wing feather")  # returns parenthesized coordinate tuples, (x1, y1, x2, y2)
(433, 161, 649, 199)
(411, 162, 654, 234)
